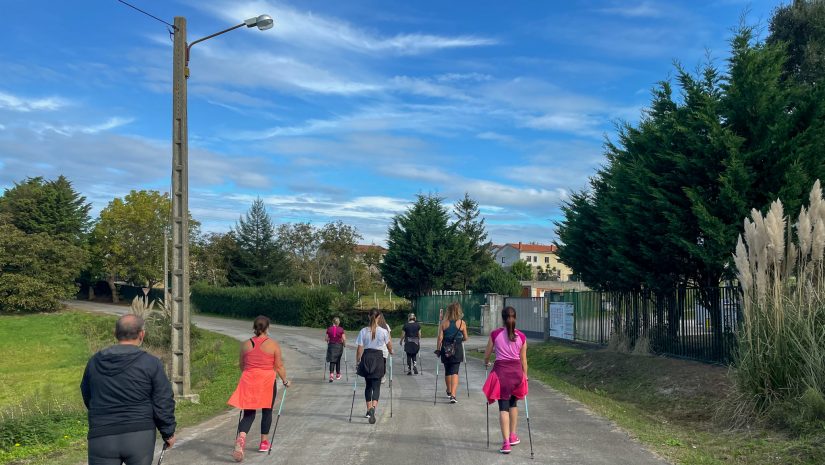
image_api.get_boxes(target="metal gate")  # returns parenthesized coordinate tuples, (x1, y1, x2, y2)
(504, 297, 547, 339)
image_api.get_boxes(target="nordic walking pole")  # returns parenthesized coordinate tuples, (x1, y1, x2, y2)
(525, 393, 534, 460)
(348, 371, 357, 422)
(156, 441, 168, 465)
(267, 383, 288, 456)
(344, 346, 349, 382)
(485, 364, 489, 449)
(463, 341, 470, 398)
(389, 354, 393, 418)
(433, 352, 439, 405)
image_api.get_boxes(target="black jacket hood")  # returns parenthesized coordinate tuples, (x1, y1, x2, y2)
(93, 344, 147, 377)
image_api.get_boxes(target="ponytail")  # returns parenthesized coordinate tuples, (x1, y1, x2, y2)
(368, 309, 380, 340)
(502, 306, 517, 342)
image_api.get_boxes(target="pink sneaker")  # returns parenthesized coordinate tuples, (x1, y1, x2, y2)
(329, 373, 334, 383)
(232, 435, 245, 462)
(336, 374, 342, 380)
(258, 439, 270, 452)
(499, 441, 511, 454)
(509, 433, 521, 445)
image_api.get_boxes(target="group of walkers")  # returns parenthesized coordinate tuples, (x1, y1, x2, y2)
(80, 304, 529, 464)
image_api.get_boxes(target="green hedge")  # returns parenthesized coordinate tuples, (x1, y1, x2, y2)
(191, 283, 345, 328)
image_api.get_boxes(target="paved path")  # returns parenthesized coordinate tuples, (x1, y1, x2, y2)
(67, 301, 669, 465)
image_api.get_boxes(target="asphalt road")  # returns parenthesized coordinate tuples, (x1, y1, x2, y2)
(67, 300, 669, 465)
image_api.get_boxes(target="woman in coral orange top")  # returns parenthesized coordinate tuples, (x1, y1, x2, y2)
(228, 315, 290, 462)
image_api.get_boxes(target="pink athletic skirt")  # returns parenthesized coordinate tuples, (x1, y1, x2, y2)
(482, 360, 528, 404)
(227, 368, 276, 410)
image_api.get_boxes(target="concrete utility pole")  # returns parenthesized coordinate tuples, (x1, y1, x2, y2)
(169, 14, 273, 402)
(170, 16, 194, 402)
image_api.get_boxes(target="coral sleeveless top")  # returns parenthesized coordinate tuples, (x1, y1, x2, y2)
(243, 336, 278, 370)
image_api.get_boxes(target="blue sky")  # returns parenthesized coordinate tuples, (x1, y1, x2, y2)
(0, 0, 780, 245)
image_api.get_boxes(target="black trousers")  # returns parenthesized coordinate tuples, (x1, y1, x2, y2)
(406, 353, 417, 369)
(88, 429, 156, 465)
(239, 408, 273, 435)
(364, 377, 381, 402)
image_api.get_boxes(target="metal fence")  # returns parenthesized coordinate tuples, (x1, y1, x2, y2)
(503, 297, 547, 339)
(413, 293, 486, 331)
(552, 287, 742, 363)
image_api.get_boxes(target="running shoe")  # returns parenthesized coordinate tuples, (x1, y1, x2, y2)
(232, 435, 245, 462)
(413, 366, 418, 375)
(499, 441, 511, 454)
(365, 411, 370, 418)
(368, 407, 376, 424)
(407, 370, 412, 375)
(509, 433, 521, 446)
(336, 374, 342, 380)
(449, 396, 458, 404)
(258, 439, 271, 452)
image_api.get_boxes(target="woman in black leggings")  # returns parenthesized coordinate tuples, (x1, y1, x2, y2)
(355, 309, 393, 424)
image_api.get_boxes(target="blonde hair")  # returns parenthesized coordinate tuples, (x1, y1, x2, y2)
(445, 302, 463, 321)
(332, 317, 340, 326)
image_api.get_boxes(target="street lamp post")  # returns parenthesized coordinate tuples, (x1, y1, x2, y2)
(170, 15, 273, 401)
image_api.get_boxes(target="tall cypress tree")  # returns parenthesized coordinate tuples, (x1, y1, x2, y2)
(229, 198, 290, 286)
(381, 195, 463, 299)
(453, 192, 493, 291)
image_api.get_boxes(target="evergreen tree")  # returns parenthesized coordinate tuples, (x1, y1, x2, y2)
(453, 193, 494, 291)
(228, 198, 290, 286)
(0, 175, 91, 244)
(381, 195, 463, 299)
(768, 0, 825, 86)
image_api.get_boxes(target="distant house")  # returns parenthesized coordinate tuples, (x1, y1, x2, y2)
(492, 242, 574, 281)
(354, 244, 388, 272)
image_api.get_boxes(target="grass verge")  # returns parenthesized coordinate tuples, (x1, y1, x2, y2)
(0, 310, 239, 465)
(472, 339, 825, 465)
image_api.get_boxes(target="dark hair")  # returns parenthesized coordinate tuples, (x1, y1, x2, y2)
(501, 306, 517, 342)
(116, 314, 145, 341)
(253, 315, 270, 336)
(368, 309, 380, 339)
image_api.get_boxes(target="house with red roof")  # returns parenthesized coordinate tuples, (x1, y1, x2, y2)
(492, 242, 574, 281)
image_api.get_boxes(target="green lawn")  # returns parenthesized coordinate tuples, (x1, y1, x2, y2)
(0, 310, 240, 465)
(472, 340, 825, 465)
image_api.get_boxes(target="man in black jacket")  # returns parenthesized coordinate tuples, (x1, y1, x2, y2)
(81, 314, 176, 465)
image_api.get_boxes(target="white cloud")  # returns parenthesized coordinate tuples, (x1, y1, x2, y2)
(596, 1, 664, 18)
(0, 91, 69, 112)
(30, 117, 134, 136)
(197, 1, 497, 55)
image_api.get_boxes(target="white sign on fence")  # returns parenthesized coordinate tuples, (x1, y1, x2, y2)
(548, 302, 574, 340)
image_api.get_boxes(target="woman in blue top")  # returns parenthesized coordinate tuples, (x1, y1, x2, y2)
(436, 302, 469, 403)
(356, 309, 394, 424)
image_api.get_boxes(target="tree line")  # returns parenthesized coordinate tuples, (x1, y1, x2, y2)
(556, 2, 825, 297)
(0, 178, 529, 312)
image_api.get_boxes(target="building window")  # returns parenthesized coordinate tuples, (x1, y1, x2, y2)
(501, 257, 505, 264)
(544, 256, 549, 263)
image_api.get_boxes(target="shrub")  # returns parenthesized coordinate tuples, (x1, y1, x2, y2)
(191, 283, 338, 328)
(731, 181, 825, 432)
(472, 266, 522, 296)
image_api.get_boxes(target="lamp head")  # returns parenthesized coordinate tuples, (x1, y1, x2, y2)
(245, 14, 274, 31)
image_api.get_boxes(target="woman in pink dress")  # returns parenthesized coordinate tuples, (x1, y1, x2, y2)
(482, 306, 528, 455)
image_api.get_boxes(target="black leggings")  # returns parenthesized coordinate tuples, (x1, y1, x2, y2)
(498, 396, 518, 411)
(239, 408, 273, 435)
(406, 353, 417, 368)
(88, 429, 155, 465)
(364, 377, 381, 402)
(329, 357, 341, 374)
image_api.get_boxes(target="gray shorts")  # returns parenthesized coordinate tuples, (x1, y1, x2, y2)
(88, 429, 156, 465)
